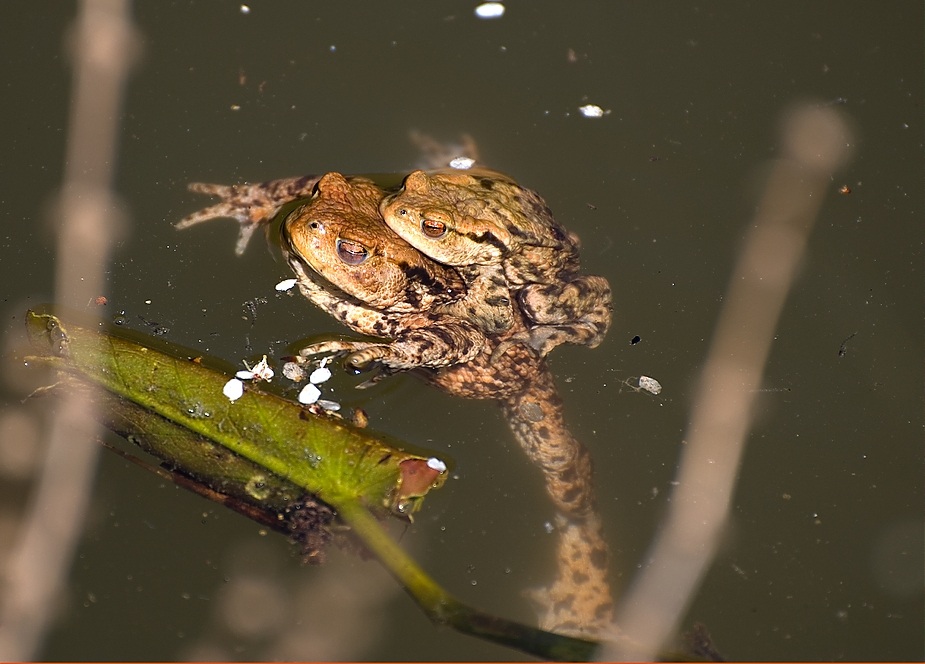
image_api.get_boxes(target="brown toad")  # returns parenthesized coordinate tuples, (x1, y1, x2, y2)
(380, 168, 613, 357)
(281, 172, 487, 372)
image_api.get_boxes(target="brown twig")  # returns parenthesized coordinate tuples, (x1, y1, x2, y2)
(606, 103, 853, 660)
(0, 0, 139, 658)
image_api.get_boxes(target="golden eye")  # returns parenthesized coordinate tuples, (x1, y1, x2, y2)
(421, 217, 447, 239)
(336, 239, 369, 265)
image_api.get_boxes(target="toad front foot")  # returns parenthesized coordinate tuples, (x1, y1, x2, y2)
(299, 318, 487, 374)
(176, 176, 324, 254)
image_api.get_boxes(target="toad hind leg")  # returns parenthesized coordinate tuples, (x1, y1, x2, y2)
(515, 275, 613, 355)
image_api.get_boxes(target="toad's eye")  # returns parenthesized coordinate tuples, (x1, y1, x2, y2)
(421, 217, 447, 239)
(336, 239, 369, 265)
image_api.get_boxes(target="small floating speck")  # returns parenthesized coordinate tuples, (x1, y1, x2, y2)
(298, 383, 321, 405)
(475, 2, 505, 19)
(426, 457, 447, 473)
(275, 278, 298, 292)
(639, 375, 662, 395)
(239, 4, 250, 14)
(223, 378, 244, 402)
(578, 104, 608, 118)
(449, 157, 475, 170)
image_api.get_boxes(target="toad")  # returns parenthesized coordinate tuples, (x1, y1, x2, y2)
(380, 168, 613, 357)
(281, 172, 487, 372)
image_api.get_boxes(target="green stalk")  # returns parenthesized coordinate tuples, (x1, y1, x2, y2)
(336, 498, 598, 661)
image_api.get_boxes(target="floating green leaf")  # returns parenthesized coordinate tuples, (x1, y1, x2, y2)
(24, 309, 445, 519)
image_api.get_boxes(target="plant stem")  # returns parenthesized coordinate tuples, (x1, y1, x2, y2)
(335, 498, 599, 661)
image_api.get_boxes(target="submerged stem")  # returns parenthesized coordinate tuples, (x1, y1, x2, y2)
(335, 498, 599, 661)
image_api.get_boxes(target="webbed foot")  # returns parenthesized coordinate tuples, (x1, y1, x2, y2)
(176, 176, 323, 254)
(516, 275, 613, 354)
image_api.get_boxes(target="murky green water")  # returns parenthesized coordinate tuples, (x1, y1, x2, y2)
(1, 2, 922, 660)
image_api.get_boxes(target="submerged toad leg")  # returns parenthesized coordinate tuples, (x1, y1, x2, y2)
(500, 364, 614, 636)
(429, 346, 614, 637)
(526, 515, 615, 638)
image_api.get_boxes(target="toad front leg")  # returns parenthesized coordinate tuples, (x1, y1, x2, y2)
(288, 261, 486, 373)
(176, 175, 323, 254)
(297, 314, 486, 373)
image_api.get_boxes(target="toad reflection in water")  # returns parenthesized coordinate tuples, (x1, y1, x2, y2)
(177, 166, 615, 636)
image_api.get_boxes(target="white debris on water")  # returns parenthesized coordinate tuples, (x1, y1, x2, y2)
(639, 375, 662, 395)
(275, 278, 298, 292)
(309, 366, 332, 385)
(426, 457, 448, 473)
(282, 361, 306, 382)
(298, 383, 322, 405)
(237, 355, 274, 382)
(475, 2, 505, 19)
(449, 157, 476, 170)
(578, 104, 608, 118)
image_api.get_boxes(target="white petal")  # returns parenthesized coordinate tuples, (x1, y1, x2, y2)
(223, 378, 245, 402)
(579, 104, 607, 118)
(426, 457, 447, 473)
(275, 278, 298, 292)
(309, 366, 332, 384)
(236, 370, 256, 380)
(475, 2, 505, 19)
(449, 157, 475, 170)
(251, 356, 274, 381)
(298, 383, 321, 405)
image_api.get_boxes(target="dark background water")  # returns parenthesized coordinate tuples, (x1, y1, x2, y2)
(1, 2, 922, 660)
